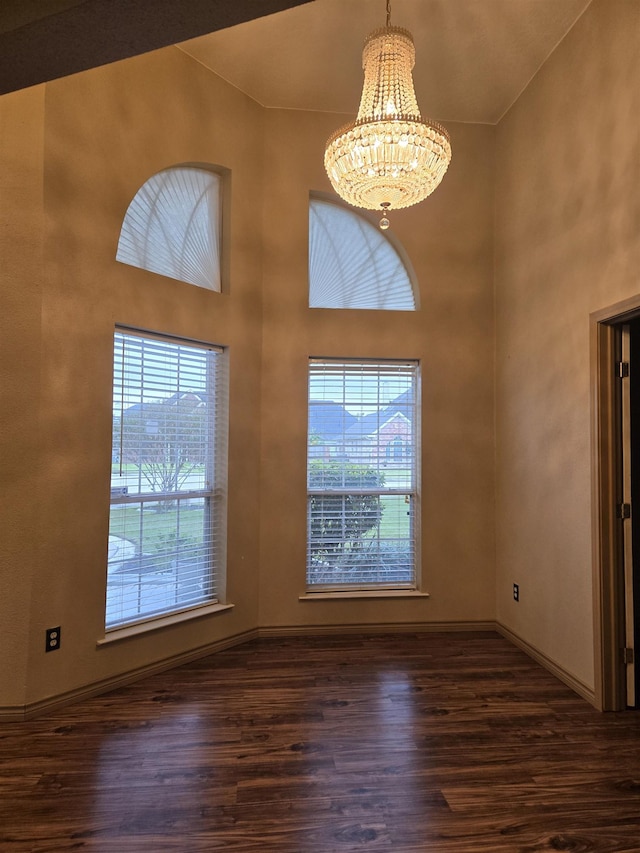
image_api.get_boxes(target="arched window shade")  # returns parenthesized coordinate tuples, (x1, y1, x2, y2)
(117, 166, 222, 291)
(309, 197, 416, 310)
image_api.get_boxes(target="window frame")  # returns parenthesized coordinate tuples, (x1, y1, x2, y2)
(116, 164, 229, 292)
(106, 328, 228, 632)
(306, 358, 420, 593)
(308, 194, 419, 311)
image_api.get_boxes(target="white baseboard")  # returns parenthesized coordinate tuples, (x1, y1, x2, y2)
(496, 622, 596, 707)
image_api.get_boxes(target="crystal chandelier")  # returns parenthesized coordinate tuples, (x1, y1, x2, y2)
(324, 0, 451, 229)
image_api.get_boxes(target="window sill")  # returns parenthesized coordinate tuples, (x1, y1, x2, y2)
(97, 602, 234, 646)
(299, 590, 429, 601)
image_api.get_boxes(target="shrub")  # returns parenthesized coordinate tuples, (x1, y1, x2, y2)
(308, 461, 384, 562)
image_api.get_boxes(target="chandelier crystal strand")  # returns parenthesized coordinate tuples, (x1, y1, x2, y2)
(324, 3, 451, 229)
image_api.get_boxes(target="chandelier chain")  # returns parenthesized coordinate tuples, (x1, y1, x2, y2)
(386, 0, 391, 27)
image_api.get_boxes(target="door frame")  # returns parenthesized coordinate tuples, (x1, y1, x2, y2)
(591, 294, 640, 710)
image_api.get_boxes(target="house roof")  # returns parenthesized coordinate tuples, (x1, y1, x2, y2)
(344, 389, 415, 439)
(122, 392, 207, 418)
(345, 411, 411, 440)
(309, 390, 414, 441)
(309, 400, 357, 440)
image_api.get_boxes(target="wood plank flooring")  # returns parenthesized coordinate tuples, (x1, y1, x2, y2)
(2, 632, 640, 852)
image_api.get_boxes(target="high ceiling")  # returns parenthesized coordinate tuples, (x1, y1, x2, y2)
(0, 0, 592, 125)
(0, 0, 313, 96)
(179, 0, 593, 125)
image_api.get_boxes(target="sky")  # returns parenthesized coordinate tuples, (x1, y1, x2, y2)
(308, 361, 416, 416)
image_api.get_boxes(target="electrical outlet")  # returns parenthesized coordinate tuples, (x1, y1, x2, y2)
(45, 626, 61, 652)
(513, 583, 519, 602)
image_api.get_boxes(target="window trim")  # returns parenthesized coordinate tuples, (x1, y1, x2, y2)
(308, 192, 420, 311)
(106, 327, 228, 632)
(299, 590, 428, 601)
(306, 357, 421, 593)
(97, 603, 234, 646)
(116, 163, 230, 293)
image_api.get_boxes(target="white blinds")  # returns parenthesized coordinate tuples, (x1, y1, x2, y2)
(116, 167, 222, 291)
(309, 198, 416, 311)
(107, 330, 227, 630)
(307, 360, 419, 589)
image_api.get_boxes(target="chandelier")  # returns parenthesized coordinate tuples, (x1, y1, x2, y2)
(324, 0, 451, 229)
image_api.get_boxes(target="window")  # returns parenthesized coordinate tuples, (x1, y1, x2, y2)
(307, 359, 419, 590)
(107, 330, 227, 630)
(116, 166, 224, 291)
(309, 197, 417, 310)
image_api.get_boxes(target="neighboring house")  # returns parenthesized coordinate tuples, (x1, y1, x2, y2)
(344, 410, 412, 465)
(309, 391, 414, 466)
(308, 401, 357, 460)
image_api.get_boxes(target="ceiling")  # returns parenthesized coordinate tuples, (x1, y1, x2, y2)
(0, 0, 593, 125)
(179, 0, 593, 125)
(0, 0, 313, 96)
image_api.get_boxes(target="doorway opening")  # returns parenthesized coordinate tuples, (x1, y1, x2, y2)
(592, 297, 640, 710)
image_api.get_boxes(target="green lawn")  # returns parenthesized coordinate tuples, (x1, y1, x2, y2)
(379, 467, 413, 488)
(367, 494, 412, 540)
(109, 504, 205, 555)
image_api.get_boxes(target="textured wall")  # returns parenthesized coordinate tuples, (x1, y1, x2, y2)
(495, 0, 640, 691)
(1, 46, 496, 711)
(8, 0, 611, 708)
(0, 47, 265, 710)
(0, 86, 45, 709)
(258, 109, 496, 629)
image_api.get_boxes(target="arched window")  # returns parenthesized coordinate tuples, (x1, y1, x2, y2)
(116, 165, 224, 291)
(308, 196, 417, 310)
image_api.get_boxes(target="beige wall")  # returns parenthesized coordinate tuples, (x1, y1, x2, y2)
(1, 48, 266, 710)
(4, 0, 636, 714)
(0, 86, 45, 709)
(1, 34, 497, 711)
(495, 0, 640, 692)
(258, 109, 496, 628)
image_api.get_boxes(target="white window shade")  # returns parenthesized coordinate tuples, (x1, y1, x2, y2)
(309, 198, 416, 310)
(307, 359, 419, 590)
(107, 330, 227, 630)
(117, 167, 222, 291)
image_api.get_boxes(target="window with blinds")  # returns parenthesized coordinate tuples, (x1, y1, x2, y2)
(107, 330, 227, 630)
(307, 359, 419, 590)
(116, 166, 223, 291)
(309, 197, 417, 310)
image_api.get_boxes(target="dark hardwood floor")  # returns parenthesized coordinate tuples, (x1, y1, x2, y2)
(2, 632, 640, 852)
